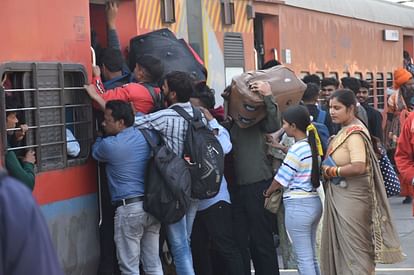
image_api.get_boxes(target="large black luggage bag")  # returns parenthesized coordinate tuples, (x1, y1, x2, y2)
(129, 28, 206, 82)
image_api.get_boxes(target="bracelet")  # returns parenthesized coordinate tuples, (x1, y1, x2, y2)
(337, 167, 341, 177)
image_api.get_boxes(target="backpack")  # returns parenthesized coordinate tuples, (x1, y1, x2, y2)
(172, 106, 224, 199)
(142, 83, 165, 113)
(313, 107, 329, 154)
(315, 107, 327, 124)
(139, 130, 191, 224)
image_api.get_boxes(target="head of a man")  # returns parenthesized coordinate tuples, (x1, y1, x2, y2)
(101, 48, 124, 81)
(394, 68, 414, 108)
(162, 71, 194, 106)
(320, 77, 339, 104)
(134, 54, 164, 84)
(341, 77, 361, 95)
(190, 82, 215, 109)
(102, 100, 134, 136)
(302, 83, 320, 105)
(302, 74, 321, 87)
(356, 80, 370, 104)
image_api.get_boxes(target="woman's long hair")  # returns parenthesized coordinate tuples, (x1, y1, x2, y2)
(283, 105, 320, 188)
(329, 89, 380, 155)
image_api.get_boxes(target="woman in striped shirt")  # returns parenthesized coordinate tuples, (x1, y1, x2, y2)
(264, 105, 322, 275)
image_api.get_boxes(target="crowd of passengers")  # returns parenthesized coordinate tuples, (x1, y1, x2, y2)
(4, 2, 414, 275)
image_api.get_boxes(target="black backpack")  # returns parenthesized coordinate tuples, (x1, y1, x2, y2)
(172, 106, 224, 199)
(139, 130, 191, 224)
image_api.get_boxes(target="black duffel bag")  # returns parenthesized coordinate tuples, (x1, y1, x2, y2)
(129, 28, 206, 82)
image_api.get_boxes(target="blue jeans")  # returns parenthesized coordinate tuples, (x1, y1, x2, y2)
(166, 199, 199, 275)
(114, 201, 163, 275)
(284, 196, 322, 275)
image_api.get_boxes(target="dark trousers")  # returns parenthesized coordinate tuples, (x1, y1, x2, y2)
(231, 180, 280, 275)
(191, 201, 244, 275)
(97, 165, 121, 275)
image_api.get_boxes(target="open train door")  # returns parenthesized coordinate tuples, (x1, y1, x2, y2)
(253, 2, 281, 69)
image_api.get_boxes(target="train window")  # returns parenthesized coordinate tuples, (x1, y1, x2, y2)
(221, 0, 235, 25)
(376, 72, 385, 110)
(1, 63, 92, 171)
(342, 72, 350, 78)
(315, 71, 325, 80)
(366, 72, 374, 106)
(328, 72, 338, 79)
(354, 72, 363, 79)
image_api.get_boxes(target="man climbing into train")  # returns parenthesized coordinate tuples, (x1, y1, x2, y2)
(92, 100, 163, 275)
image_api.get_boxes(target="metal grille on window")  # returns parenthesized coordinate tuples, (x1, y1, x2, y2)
(366, 72, 374, 106)
(376, 73, 385, 110)
(1, 63, 92, 171)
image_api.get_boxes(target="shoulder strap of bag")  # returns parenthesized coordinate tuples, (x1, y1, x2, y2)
(142, 83, 158, 107)
(171, 105, 194, 121)
(139, 129, 157, 149)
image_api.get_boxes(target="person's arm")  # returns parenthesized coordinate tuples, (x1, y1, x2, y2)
(199, 106, 232, 154)
(92, 137, 113, 163)
(134, 111, 168, 132)
(66, 129, 80, 157)
(84, 84, 106, 111)
(323, 134, 366, 178)
(264, 148, 300, 196)
(249, 81, 280, 133)
(5, 150, 35, 190)
(106, 1, 121, 50)
(395, 117, 414, 184)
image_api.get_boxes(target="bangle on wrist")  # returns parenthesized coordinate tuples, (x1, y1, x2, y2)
(337, 167, 341, 177)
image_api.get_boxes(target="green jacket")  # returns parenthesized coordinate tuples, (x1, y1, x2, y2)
(230, 95, 280, 185)
(5, 149, 35, 190)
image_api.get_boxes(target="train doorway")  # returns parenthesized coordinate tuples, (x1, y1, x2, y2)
(253, 13, 280, 69)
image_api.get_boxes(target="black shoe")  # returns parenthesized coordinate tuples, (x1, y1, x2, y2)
(402, 196, 412, 204)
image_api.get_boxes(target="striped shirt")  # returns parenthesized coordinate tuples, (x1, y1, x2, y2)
(134, 102, 206, 156)
(274, 139, 315, 196)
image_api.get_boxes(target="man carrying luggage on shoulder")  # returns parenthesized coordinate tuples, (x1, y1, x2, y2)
(228, 81, 281, 275)
(92, 100, 163, 275)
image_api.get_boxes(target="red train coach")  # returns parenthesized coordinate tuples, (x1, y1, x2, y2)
(253, 0, 414, 111)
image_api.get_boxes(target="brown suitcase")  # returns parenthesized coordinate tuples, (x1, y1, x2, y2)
(226, 66, 306, 128)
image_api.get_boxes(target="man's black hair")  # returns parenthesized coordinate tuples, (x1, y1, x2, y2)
(101, 48, 124, 73)
(341, 77, 361, 94)
(321, 77, 339, 88)
(136, 54, 164, 83)
(192, 82, 216, 109)
(359, 80, 370, 90)
(302, 83, 320, 102)
(105, 100, 134, 127)
(262, 60, 281, 70)
(302, 74, 321, 87)
(164, 71, 194, 103)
